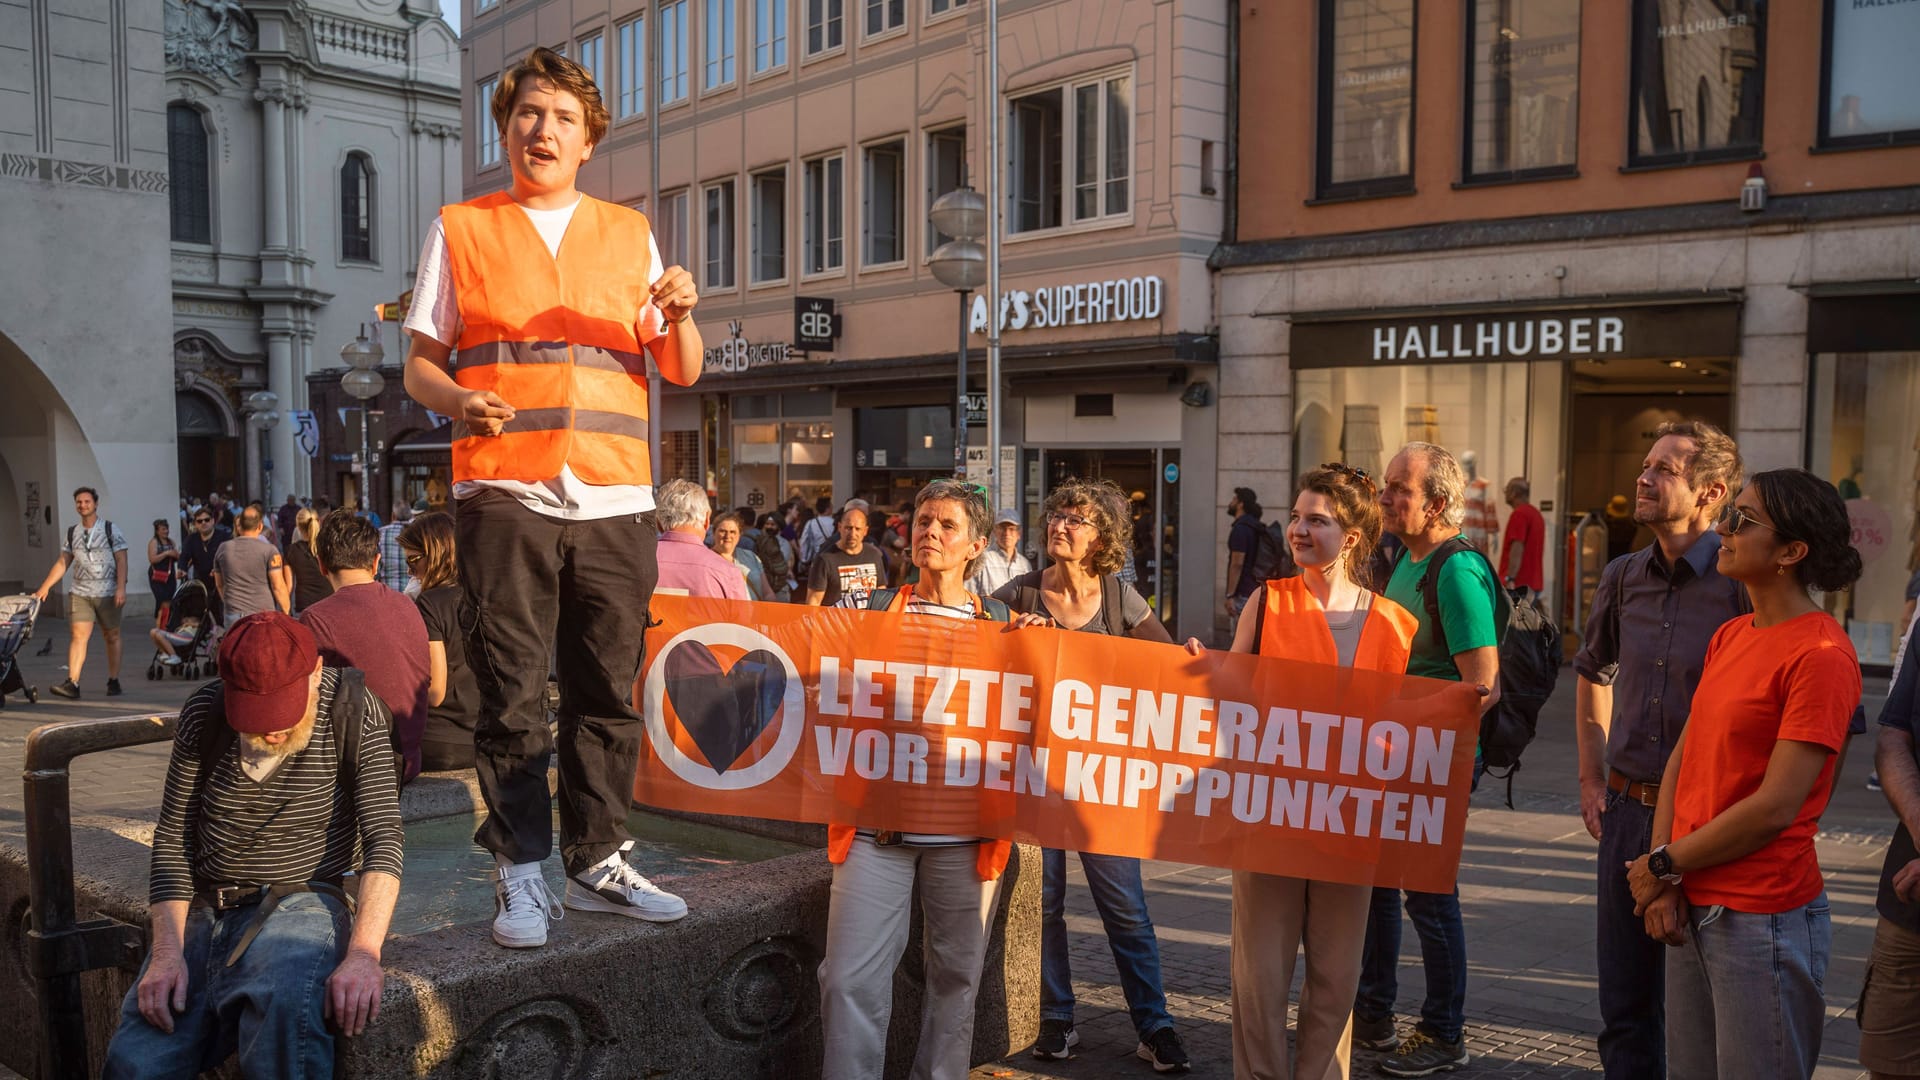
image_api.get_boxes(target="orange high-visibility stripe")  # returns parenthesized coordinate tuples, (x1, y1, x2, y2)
(1259, 575, 1419, 675)
(441, 191, 656, 486)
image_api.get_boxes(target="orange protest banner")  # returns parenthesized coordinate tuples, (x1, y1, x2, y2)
(633, 595, 1484, 893)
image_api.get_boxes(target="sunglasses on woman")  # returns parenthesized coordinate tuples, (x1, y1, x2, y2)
(1717, 503, 1795, 541)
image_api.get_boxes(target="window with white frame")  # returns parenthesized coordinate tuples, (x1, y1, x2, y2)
(802, 153, 844, 274)
(864, 0, 902, 37)
(862, 140, 904, 266)
(617, 18, 645, 117)
(929, 0, 964, 14)
(1008, 69, 1131, 233)
(477, 77, 500, 167)
(657, 188, 690, 269)
(705, 0, 736, 88)
(704, 179, 737, 288)
(925, 125, 966, 253)
(577, 32, 604, 89)
(341, 152, 374, 261)
(751, 167, 787, 283)
(753, 0, 787, 72)
(476, 0, 498, 12)
(660, 0, 689, 104)
(806, 0, 843, 55)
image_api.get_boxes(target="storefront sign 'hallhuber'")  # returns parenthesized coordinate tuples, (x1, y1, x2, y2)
(1289, 300, 1743, 369)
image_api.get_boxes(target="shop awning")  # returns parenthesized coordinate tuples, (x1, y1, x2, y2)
(392, 421, 454, 455)
(1803, 280, 1920, 353)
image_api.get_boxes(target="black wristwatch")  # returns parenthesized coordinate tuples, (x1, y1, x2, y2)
(1647, 844, 1682, 884)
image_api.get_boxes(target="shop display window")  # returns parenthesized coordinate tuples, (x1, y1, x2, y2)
(731, 393, 834, 511)
(1463, 0, 1580, 182)
(1808, 352, 1920, 665)
(1628, 0, 1765, 166)
(1316, 0, 1416, 198)
(1820, 0, 1920, 147)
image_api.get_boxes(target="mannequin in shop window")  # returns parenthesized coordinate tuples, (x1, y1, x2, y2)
(1461, 451, 1499, 554)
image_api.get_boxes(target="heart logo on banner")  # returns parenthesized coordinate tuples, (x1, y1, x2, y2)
(661, 643, 789, 775)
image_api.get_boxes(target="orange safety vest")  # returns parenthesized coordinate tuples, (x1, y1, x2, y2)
(1258, 575, 1419, 676)
(441, 191, 655, 486)
(825, 585, 1014, 881)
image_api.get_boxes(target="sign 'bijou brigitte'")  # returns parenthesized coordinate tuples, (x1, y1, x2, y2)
(635, 596, 1482, 893)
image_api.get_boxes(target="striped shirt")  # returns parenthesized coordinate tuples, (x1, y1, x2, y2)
(149, 668, 406, 904)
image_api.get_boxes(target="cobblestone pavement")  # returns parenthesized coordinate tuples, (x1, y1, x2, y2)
(0, 616, 1894, 1080)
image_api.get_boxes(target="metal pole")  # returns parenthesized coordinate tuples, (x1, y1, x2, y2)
(984, 0, 1002, 509)
(647, 0, 665, 487)
(360, 402, 372, 514)
(954, 289, 969, 478)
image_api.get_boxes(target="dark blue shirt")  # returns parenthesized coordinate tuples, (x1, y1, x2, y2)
(1228, 513, 1260, 599)
(1573, 531, 1751, 783)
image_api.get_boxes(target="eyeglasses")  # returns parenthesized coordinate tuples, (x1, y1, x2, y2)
(404, 552, 425, 565)
(1046, 511, 1094, 532)
(1318, 462, 1376, 494)
(194, 517, 211, 524)
(1718, 503, 1795, 541)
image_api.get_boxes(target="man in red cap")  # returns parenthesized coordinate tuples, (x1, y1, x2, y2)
(101, 613, 404, 1080)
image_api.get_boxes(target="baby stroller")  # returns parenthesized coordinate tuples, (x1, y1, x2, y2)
(0, 595, 40, 709)
(148, 579, 218, 680)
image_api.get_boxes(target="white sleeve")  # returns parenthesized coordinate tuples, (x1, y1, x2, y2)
(637, 231, 668, 346)
(403, 216, 461, 348)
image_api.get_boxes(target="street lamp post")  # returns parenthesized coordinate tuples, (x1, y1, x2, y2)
(339, 325, 387, 513)
(927, 185, 988, 480)
(244, 390, 281, 505)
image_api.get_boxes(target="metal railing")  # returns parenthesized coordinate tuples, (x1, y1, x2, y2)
(22, 713, 178, 1080)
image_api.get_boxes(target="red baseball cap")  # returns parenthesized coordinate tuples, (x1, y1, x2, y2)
(218, 613, 319, 734)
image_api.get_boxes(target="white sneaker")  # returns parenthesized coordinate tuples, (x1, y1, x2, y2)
(161, 655, 182, 666)
(564, 841, 688, 923)
(492, 858, 562, 948)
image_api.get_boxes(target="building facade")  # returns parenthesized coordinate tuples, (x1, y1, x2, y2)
(1, 0, 179, 603)
(164, 0, 461, 512)
(1219, 0, 1920, 662)
(458, 0, 1230, 636)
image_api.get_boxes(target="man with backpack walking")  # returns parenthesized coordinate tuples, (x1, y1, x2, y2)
(1355, 442, 1503, 1077)
(1224, 488, 1265, 620)
(1571, 421, 1746, 1080)
(31, 487, 130, 698)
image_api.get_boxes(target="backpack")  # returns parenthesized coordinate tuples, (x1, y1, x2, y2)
(192, 668, 398, 799)
(68, 520, 121, 556)
(754, 530, 791, 585)
(1000, 571, 1173, 643)
(867, 586, 1011, 623)
(1246, 520, 1298, 583)
(1413, 536, 1561, 805)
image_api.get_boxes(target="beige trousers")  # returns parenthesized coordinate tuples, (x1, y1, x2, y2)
(1231, 871, 1373, 1080)
(818, 840, 1001, 1080)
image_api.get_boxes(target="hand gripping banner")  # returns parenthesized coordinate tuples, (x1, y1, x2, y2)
(633, 596, 1484, 893)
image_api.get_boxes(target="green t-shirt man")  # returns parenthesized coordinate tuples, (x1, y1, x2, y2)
(1383, 536, 1502, 682)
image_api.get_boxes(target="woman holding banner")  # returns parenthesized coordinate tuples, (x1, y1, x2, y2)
(816, 478, 1012, 1080)
(1227, 463, 1419, 1080)
(995, 478, 1195, 1073)
(1627, 469, 1862, 1080)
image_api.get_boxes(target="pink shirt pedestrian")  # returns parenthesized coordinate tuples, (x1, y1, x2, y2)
(655, 531, 750, 600)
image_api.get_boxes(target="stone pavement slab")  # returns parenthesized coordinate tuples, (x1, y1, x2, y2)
(0, 617, 1894, 1080)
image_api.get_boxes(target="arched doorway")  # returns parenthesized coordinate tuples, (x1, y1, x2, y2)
(176, 388, 239, 503)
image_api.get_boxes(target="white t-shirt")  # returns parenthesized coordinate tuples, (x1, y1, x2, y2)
(63, 519, 129, 599)
(405, 198, 669, 521)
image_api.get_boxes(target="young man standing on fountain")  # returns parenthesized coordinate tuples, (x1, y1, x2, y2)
(102, 613, 403, 1079)
(401, 46, 705, 947)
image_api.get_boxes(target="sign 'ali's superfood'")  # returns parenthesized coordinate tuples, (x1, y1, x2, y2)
(970, 274, 1164, 334)
(634, 596, 1482, 892)
(1289, 300, 1742, 369)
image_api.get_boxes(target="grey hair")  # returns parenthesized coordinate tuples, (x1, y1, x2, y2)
(913, 479, 992, 581)
(1401, 441, 1468, 529)
(654, 478, 710, 531)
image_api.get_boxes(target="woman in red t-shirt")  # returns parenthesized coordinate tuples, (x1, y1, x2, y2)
(1625, 469, 1863, 1080)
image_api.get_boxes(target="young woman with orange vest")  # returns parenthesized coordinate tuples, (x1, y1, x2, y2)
(1227, 464, 1421, 1080)
(815, 479, 1011, 1080)
(399, 47, 705, 950)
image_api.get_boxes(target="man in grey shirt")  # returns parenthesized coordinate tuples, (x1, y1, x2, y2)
(1573, 420, 1748, 1080)
(212, 506, 290, 624)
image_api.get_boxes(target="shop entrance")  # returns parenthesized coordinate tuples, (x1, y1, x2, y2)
(1561, 354, 1733, 636)
(1023, 447, 1182, 636)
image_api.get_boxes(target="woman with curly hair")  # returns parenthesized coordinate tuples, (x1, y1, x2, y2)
(399, 511, 478, 772)
(993, 478, 1195, 1072)
(1626, 469, 1864, 1080)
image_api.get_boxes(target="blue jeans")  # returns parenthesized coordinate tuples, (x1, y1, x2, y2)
(1354, 763, 1479, 1044)
(102, 891, 350, 1080)
(1040, 849, 1173, 1039)
(1665, 892, 1831, 1080)
(1596, 790, 1665, 1079)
